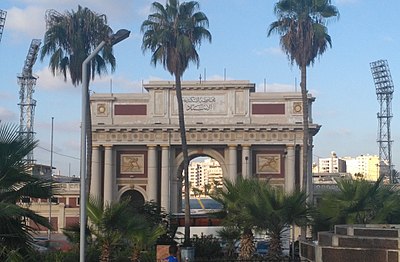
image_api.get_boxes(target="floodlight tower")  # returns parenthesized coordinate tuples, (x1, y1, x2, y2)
(0, 9, 6, 43)
(370, 59, 395, 183)
(17, 39, 41, 165)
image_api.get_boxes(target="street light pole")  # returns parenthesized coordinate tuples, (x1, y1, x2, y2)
(79, 29, 130, 262)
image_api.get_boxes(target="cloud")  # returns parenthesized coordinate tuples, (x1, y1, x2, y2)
(5, 0, 151, 41)
(256, 82, 297, 92)
(0, 107, 17, 122)
(6, 6, 47, 40)
(334, 0, 359, 5)
(253, 47, 284, 57)
(35, 67, 76, 91)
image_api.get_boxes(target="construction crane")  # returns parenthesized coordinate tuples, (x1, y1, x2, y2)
(17, 39, 41, 165)
(0, 9, 6, 43)
(370, 59, 395, 183)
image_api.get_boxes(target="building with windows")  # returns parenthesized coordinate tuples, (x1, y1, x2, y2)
(317, 151, 346, 173)
(188, 158, 223, 196)
(344, 154, 380, 181)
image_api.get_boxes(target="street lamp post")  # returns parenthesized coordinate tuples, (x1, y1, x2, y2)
(80, 29, 130, 262)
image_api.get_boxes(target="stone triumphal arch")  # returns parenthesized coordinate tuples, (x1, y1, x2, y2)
(89, 80, 319, 212)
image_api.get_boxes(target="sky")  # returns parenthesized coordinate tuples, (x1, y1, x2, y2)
(0, 0, 399, 177)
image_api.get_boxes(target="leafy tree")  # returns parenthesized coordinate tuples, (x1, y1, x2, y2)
(268, 0, 339, 197)
(0, 123, 52, 259)
(40, 6, 117, 195)
(141, 0, 211, 246)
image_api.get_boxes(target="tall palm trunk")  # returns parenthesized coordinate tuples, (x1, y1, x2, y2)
(174, 74, 191, 245)
(300, 64, 309, 193)
(300, 63, 310, 240)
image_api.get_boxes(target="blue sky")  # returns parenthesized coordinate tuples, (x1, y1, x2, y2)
(0, 0, 399, 177)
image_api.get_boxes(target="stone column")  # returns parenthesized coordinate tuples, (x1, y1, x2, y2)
(285, 145, 295, 192)
(242, 145, 250, 179)
(103, 145, 113, 205)
(229, 145, 237, 182)
(161, 146, 170, 212)
(147, 146, 158, 202)
(90, 146, 102, 200)
(299, 146, 304, 190)
(59, 203, 65, 233)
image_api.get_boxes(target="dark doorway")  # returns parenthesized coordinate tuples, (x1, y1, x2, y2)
(120, 190, 145, 209)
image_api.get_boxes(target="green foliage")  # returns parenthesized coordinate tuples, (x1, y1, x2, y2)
(0, 123, 52, 259)
(315, 178, 400, 232)
(212, 178, 310, 260)
(40, 5, 115, 86)
(217, 226, 241, 258)
(192, 234, 222, 259)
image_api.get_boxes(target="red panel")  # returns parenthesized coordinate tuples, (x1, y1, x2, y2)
(69, 197, 77, 207)
(66, 217, 79, 227)
(114, 104, 147, 115)
(252, 104, 285, 114)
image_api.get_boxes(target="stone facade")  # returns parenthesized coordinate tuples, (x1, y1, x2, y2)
(90, 80, 320, 212)
(301, 224, 400, 262)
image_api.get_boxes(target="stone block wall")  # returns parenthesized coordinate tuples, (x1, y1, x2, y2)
(300, 224, 400, 262)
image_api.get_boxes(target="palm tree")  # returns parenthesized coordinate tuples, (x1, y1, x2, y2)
(315, 177, 400, 233)
(0, 123, 52, 259)
(127, 221, 165, 262)
(268, 0, 339, 197)
(141, 0, 211, 246)
(40, 6, 117, 196)
(211, 178, 260, 260)
(86, 197, 132, 262)
(247, 186, 310, 261)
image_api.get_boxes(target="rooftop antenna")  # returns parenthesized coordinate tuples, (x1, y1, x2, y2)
(370, 59, 395, 183)
(204, 68, 206, 81)
(264, 78, 267, 92)
(17, 39, 41, 165)
(224, 68, 226, 81)
(295, 77, 298, 92)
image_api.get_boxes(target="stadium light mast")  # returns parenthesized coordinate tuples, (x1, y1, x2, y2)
(0, 9, 6, 43)
(370, 59, 395, 183)
(17, 39, 41, 165)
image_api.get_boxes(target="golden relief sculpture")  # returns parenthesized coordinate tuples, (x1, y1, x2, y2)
(120, 154, 144, 174)
(256, 154, 281, 174)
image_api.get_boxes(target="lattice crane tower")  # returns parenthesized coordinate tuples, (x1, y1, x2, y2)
(0, 9, 6, 43)
(370, 59, 395, 183)
(17, 39, 41, 164)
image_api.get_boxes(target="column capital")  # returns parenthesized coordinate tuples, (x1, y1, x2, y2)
(104, 144, 113, 149)
(228, 144, 237, 148)
(160, 144, 170, 148)
(148, 145, 157, 149)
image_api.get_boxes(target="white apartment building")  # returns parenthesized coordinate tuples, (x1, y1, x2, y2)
(318, 151, 346, 173)
(188, 157, 223, 196)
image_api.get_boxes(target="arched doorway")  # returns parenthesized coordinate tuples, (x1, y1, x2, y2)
(120, 189, 145, 209)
